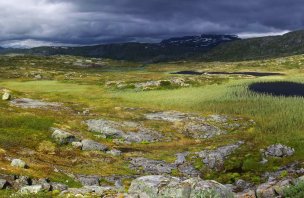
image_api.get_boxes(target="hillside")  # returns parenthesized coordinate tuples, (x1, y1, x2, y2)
(202, 30, 304, 61)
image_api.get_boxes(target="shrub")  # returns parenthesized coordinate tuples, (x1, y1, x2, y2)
(284, 181, 304, 198)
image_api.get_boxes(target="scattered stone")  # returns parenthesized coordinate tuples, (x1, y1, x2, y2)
(2, 91, 11, 101)
(77, 175, 100, 186)
(10, 98, 61, 109)
(130, 157, 176, 175)
(20, 185, 43, 194)
(51, 128, 77, 145)
(106, 149, 122, 156)
(196, 141, 244, 170)
(11, 159, 27, 169)
(128, 175, 234, 198)
(264, 144, 295, 158)
(81, 139, 108, 151)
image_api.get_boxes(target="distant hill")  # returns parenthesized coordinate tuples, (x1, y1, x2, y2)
(0, 34, 239, 62)
(1, 30, 304, 62)
(202, 30, 304, 61)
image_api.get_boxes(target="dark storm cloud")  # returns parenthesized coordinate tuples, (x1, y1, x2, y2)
(0, 0, 303, 47)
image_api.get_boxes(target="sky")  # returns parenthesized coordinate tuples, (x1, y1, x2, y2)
(0, 0, 303, 48)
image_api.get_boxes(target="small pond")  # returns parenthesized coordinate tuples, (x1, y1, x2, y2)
(249, 81, 304, 97)
(172, 70, 284, 77)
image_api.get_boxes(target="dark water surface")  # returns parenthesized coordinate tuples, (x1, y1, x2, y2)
(249, 81, 304, 97)
(172, 70, 284, 77)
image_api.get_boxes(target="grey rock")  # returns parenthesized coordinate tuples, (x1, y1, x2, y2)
(208, 115, 228, 123)
(20, 185, 43, 194)
(32, 178, 51, 191)
(130, 157, 176, 175)
(174, 152, 189, 165)
(10, 98, 61, 109)
(11, 159, 27, 169)
(86, 119, 125, 138)
(235, 190, 256, 198)
(128, 175, 234, 198)
(264, 144, 295, 158)
(63, 187, 93, 195)
(177, 164, 200, 177)
(51, 128, 77, 145)
(184, 122, 226, 139)
(106, 149, 122, 156)
(0, 179, 10, 189)
(51, 182, 68, 191)
(196, 141, 243, 170)
(13, 176, 31, 189)
(256, 181, 277, 198)
(81, 139, 108, 151)
(145, 111, 189, 122)
(77, 175, 100, 186)
(235, 179, 252, 192)
(86, 119, 163, 143)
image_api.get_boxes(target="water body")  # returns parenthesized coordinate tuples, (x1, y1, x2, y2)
(249, 81, 304, 97)
(172, 70, 284, 77)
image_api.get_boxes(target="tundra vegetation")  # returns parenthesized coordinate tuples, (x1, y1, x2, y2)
(0, 54, 304, 197)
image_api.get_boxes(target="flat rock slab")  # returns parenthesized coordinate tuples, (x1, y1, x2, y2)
(196, 141, 244, 170)
(86, 119, 164, 143)
(10, 98, 61, 109)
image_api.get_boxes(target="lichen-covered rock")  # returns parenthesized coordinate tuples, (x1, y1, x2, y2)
(174, 152, 189, 165)
(20, 185, 43, 194)
(71, 141, 82, 149)
(2, 92, 11, 101)
(81, 139, 108, 151)
(130, 157, 176, 175)
(255, 181, 277, 198)
(86, 119, 163, 143)
(184, 122, 226, 139)
(51, 128, 77, 145)
(145, 111, 189, 122)
(11, 159, 27, 169)
(128, 175, 234, 198)
(235, 190, 256, 198)
(264, 144, 295, 158)
(196, 141, 244, 170)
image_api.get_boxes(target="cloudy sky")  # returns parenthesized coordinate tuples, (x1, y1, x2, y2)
(0, 0, 303, 48)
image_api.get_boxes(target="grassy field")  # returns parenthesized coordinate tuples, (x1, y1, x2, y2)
(0, 54, 304, 195)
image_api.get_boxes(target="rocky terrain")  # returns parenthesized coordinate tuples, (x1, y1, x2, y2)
(0, 54, 303, 197)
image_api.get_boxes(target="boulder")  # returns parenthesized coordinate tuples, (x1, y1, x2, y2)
(128, 175, 234, 198)
(13, 176, 31, 189)
(264, 144, 295, 158)
(51, 128, 77, 145)
(255, 181, 277, 198)
(85, 119, 125, 138)
(2, 92, 11, 101)
(81, 139, 108, 151)
(11, 159, 28, 169)
(174, 152, 189, 165)
(20, 185, 43, 194)
(235, 190, 256, 198)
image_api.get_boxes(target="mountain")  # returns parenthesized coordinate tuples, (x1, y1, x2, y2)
(202, 30, 304, 61)
(0, 34, 239, 62)
(1, 30, 304, 62)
